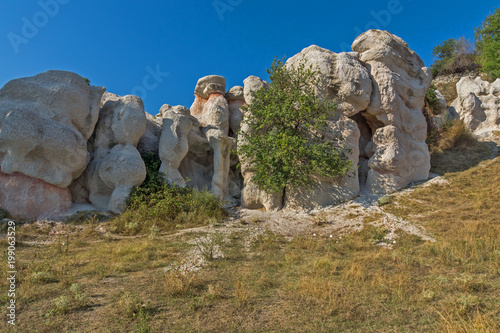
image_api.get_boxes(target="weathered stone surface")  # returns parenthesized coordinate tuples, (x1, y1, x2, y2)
(159, 105, 199, 186)
(0, 70, 104, 189)
(454, 76, 500, 135)
(352, 30, 432, 193)
(0, 70, 104, 140)
(284, 117, 360, 210)
(243, 76, 268, 105)
(286, 45, 372, 116)
(226, 86, 245, 135)
(194, 75, 226, 99)
(137, 112, 162, 154)
(80, 93, 147, 213)
(0, 171, 71, 220)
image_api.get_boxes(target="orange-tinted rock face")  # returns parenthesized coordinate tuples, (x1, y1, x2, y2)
(190, 95, 208, 116)
(0, 171, 71, 220)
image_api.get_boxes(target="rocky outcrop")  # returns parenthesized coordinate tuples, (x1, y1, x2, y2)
(352, 30, 432, 194)
(451, 76, 500, 135)
(0, 30, 436, 218)
(0, 71, 104, 219)
(76, 93, 147, 214)
(158, 105, 199, 186)
(286, 45, 372, 116)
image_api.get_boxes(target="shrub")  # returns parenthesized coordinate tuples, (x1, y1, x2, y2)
(425, 84, 441, 113)
(431, 37, 479, 77)
(475, 8, 500, 78)
(238, 57, 352, 198)
(109, 153, 227, 235)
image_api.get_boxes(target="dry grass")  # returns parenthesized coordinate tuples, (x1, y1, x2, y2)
(428, 120, 492, 174)
(1, 158, 499, 332)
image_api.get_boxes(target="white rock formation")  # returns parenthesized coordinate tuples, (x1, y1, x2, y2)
(158, 105, 199, 186)
(286, 45, 372, 116)
(453, 76, 500, 135)
(77, 93, 147, 214)
(352, 30, 432, 194)
(0, 71, 104, 219)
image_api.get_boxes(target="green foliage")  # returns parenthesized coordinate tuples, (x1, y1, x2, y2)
(238, 57, 352, 196)
(377, 195, 392, 207)
(425, 84, 440, 112)
(431, 37, 478, 77)
(84, 78, 91, 85)
(109, 153, 227, 235)
(475, 8, 500, 78)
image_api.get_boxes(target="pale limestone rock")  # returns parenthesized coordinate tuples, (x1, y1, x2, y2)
(455, 77, 500, 135)
(159, 105, 199, 186)
(243, 76, 268, 105)
(352, 30, 432, 193)
(80, 93, 147, 213)
(0, 70, 104, 188)
(0, 171, 71, 220)
(0, 70, 104, 140)
(226, 86, 245, 135)
(194, 75, 226, 98)
(286, 45, 372, 116)
(137, 112, 162, 154)
(0, 70, 104, 219)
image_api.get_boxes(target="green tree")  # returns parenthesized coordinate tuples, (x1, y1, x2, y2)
(238, 58, 352, 198)
(475, 8, 500, 78)
(431, 37, 478, 77)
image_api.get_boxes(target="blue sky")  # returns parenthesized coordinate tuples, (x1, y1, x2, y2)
(1, 0, 498, 114)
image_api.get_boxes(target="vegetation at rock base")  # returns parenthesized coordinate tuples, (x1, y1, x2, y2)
(238, 57, 352, 197)
(109, 152, 227, 235)
(430, 37, 478, 77)
(475, 7, 500, 79)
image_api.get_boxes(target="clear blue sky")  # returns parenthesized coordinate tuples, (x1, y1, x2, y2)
(1, 0, 498, 114)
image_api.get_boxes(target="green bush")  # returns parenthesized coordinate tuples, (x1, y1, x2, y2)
(238, 57, 352, 198)
(431, 37, 479, 77)
(475, 8, 500, 79)
(425, 84, 441, 112)
(109, 153, 227, 235)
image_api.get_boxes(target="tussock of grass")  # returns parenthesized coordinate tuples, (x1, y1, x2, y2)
(428, 120, 492, 174)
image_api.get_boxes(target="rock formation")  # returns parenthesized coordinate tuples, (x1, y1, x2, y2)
(352, 30, 432, 194)
(450, 76, 500, 135)
(0, 30, 436, 218)
(75, 93, 147, 214)
(0, 71, 104, 219)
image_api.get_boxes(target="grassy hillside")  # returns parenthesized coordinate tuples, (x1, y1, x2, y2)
(1, 154, 499, 332)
